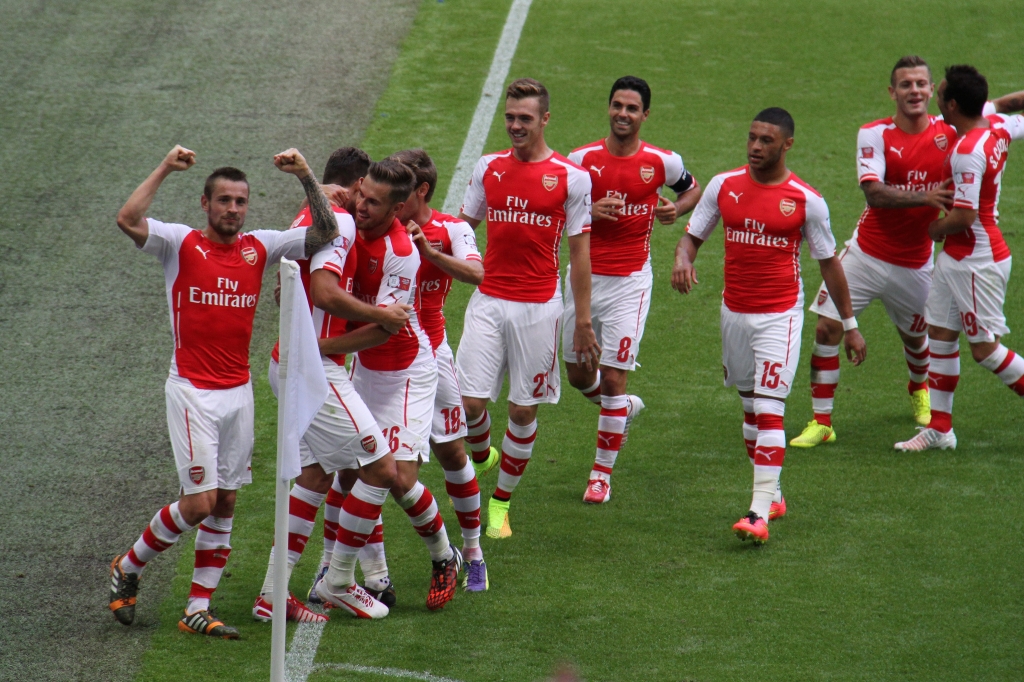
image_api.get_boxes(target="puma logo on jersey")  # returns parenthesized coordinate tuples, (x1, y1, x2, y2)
(728, 191, 743, 203)
(590, 165, 604, 177)
(195, 245, 210, 259)
(492, 171, 505, 181)
(889, 147, 904, 158)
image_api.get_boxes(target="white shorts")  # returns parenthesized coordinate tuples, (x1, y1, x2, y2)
(456, 290, 562, 406)
(351, 357, 436, 462)
(269, 359, 387, 473)
(809, 240, 932, 336)
(562, 265, 653, 370)
(925, 252, 1012, 343)
(721, 301, 804, 399)
(165, 378, 254, 495)
(432, 339, 468, 443)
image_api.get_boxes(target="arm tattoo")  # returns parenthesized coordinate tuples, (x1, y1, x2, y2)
(300, 172, 339, 257)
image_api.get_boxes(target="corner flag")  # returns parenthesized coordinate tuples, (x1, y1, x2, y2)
(271, 258, 328, 682)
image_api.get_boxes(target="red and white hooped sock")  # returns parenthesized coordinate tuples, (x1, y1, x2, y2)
(465, 410, 492, 464)
(580, 373, 602, 405)
(444, 461, 482, 561)
(904, 338, 930, 393)
(927, 339, 960, 433)
(327, 480, 388, 589)
(741, 396, 757, 463)
(321, 475, 346, 567)
(398, 482, 452, 562)
(494, 419, 537, 502)
(751, 398, 786, 520)
(122, 501, 194, 575)
(979, 344, 1024, 396)
(592, 394, 628, 482)
(358, 516, 388, 585)
(260, 484, 326, 601)
(810, 343, 840, 427)
(188, 515, 233, 613)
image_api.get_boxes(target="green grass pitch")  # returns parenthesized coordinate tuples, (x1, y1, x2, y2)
(10, 0, 1024, 680)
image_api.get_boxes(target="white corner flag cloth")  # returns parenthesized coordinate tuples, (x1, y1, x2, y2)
(278, 258, 329, 481)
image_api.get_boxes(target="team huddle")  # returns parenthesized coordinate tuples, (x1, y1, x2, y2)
(107, 61, 1023, 637)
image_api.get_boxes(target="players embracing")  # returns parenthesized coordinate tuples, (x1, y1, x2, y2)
(564, 75, 702, 503)
(673, 108, 866, 544)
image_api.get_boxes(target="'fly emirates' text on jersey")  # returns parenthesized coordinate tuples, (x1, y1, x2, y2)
(569, 139, 696, 276)
(461, 150, 592, 303)
(142, 219, 307, 389)
(943, 113, 1024, 264)
(854, 102, 998, 269)
(686, 167, 837, 314)
(320, 218, 431, 371)
(271, 205, 357, 367)
(416, 209, 482, 349)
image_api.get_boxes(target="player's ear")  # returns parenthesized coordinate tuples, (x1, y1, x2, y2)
(200, 193, 210, 213)
(783, 137, 794, 152)
(541, 110, 551, 126)
(888, 85, 897, 101)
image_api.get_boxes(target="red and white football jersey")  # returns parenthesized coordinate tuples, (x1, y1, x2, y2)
(416, 209, 482, 350)
(317, 218, 431, 372)
(271, 205, 358, 367)
(854, 116, 958, 268)
(854, 102, 998, 269)
(142, 219, 307, 389)
(686, 167, 837, 314)
(943, 113, 1024, 264)
(568, 139, 696, 276)
(461, 150, 591, 303)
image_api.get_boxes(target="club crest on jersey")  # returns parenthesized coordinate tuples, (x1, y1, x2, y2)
(241, 246, 258, 265)
(817, 290, 828, 306)
(860, 147, 874, 159)
(387, 275, 411, 291)
(189, 466, 205, 485)
(934, 134, 948, 151)
(368, 257, 379, 274)
(360, 435, 377, 454)
(639, 165, 655, 183)
(779, 198, 796, 216)
(542, 174, 558, 191)
(429, 239, 444, 250)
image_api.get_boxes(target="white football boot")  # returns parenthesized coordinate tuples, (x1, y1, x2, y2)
(895, 427, 957, 452)
(315, 581, 389, 619)
(620, 395, 645, 447)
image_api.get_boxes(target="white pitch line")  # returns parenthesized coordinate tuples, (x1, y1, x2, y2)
(285, 620, 327, 682)
(441, 0, 535, 215)
(314, 663, 466, 682)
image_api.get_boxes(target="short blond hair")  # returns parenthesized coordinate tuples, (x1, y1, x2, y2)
(506, 77, 549, 114)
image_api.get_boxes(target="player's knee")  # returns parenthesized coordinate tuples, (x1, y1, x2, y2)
(462, 397, 487, 422)
(433, 440, 467, 470)
(599, 367, 628, 395)
(507, 403, 537, 426)
(361, 456, 397, 490)
(296, 464, 333, 494)
(815, 317, 843, 345)
(564, 363, 593, 390)
(969, 341, 998, 364)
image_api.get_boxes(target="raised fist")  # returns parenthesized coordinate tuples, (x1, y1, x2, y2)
(273, 148, 311, 176)
(163, 145, 196, 172)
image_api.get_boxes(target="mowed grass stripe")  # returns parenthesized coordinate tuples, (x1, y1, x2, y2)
(141, 0, 1021, 680)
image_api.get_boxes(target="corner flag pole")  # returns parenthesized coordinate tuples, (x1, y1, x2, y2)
(270, 259, 298, 682)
